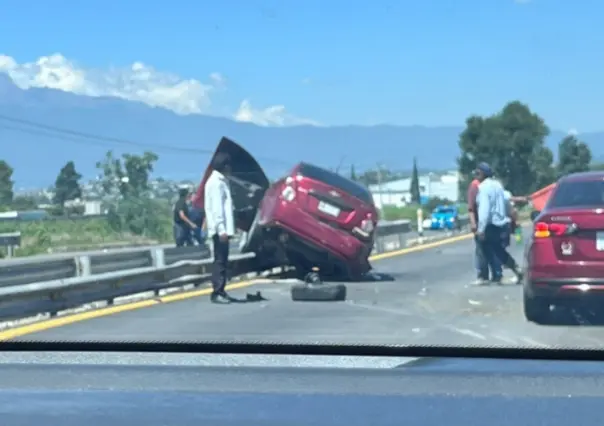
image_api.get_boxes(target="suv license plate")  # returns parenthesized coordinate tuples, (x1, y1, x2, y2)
(318, 201, 340, 217)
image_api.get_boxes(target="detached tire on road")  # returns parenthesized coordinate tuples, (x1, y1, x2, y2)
(291, 283, 347, 302)
(523, 289, 551, 325)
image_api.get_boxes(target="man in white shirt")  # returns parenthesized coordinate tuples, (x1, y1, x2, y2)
(204, 152, 236, 303)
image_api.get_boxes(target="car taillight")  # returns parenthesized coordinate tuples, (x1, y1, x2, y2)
(281, 185, 296, 202)
(534, 222, 568, 238)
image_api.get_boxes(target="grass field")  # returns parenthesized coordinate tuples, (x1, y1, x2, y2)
(0, 217, 172, 258)
(380, 203, 469, 222)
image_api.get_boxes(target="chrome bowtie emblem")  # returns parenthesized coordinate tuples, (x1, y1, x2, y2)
(561, 241, 573, 255)
(329, 190, 340, 197)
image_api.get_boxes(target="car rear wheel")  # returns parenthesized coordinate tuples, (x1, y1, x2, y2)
(523, 289, 551, 325)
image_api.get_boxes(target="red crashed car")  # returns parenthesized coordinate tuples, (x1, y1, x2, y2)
(524, 171, 604, 324)
(193, 137, 379, 280)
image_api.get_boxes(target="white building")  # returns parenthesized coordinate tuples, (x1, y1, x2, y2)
(368, 171, 460, 209)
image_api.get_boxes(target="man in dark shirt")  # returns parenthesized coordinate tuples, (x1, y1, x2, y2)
(467, 170, 489, 284)
(173, 187, 196, 247)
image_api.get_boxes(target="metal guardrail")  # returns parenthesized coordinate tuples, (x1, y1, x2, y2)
(0, 244, 212, 289)
(0, 217, 470, 322)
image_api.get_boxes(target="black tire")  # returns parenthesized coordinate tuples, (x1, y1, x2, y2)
(291, 283, 347, 302)
(523, 289, 551, 324)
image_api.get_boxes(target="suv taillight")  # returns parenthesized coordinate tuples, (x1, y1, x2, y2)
(360, 218, 374, 233)
(353, 214, 375, 239)
(534, 221, 570, 238)
(281, 185, 295, 201)
(281, 177, 297, 202)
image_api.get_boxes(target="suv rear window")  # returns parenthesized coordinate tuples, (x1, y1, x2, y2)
(298, 163, 374, 205)
(549, 180, 604, 208)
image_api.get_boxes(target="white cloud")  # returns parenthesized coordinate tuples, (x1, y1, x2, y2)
(234, 99, 319, 127)
(209, 72, 226, 87)
(0, 53, 315, 127)
(0, 53, 219, 114)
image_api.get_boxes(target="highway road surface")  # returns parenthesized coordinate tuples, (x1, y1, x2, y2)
(9, 229, 604, 349)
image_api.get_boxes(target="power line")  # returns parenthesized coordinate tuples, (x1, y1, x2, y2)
(0, 113, 291, 166)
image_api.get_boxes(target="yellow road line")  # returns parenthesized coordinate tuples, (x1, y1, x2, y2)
(0, 232, 474, 341)
(369, 233, 473, 261)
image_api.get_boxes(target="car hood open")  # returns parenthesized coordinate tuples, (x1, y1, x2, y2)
(192, 137, 270, 232)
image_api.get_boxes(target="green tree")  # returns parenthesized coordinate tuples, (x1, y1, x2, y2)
(557, 135, 592, 178)
(457, 115, 486, 200)
(11, 195, 38, 211)
(0, 160, 14, 207)
(96, 150, 164, 237)
(96, 151, 159, 198)
(350, 164, 357, 181)
(533, 146, 556, 190)
(410, 157, 421, 204)
(457, 101, 552, 196)
(53, 161, 82, 208)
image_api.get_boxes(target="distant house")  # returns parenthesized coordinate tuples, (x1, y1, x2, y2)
(368, 171, 460, 208)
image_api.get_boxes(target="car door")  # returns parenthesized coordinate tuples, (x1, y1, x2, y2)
(192, 137, 270, 234)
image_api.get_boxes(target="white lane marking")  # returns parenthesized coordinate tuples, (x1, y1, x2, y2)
(520, 337, 551, 348)
(449, 327, 486, 340)
(491, 333, 519, 345)
(345, 301, 489, 341)
(344, 301, 415, 316)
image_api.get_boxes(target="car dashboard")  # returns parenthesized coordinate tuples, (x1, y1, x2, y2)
(0, 351, 601, 425)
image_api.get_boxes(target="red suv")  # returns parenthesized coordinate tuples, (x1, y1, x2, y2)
(194, 137, 379, 281)
(524, 171, 604, 324)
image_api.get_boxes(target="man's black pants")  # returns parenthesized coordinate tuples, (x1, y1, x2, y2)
(480, 224, 518, 278)
(474, 234, 489, 280)
(211, 234, 230, 295)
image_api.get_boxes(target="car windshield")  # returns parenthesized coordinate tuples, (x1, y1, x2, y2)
(298, 163, 374, 205)
(3, 2, 604, 355)
(548, 180, 604, 208)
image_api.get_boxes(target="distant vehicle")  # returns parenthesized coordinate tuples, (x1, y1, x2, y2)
(429, 205, 460, 231)
(523, 171, 604, 324)
(193, 137, 379, 281)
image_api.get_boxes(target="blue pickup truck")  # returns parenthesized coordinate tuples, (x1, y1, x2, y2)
(429, 205, 460, 231)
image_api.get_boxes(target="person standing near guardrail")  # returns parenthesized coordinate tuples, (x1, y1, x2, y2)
(204, 152, 235, 303)
(189, 194, 207, 246)
(467, 169, 490, 285)
(173, 186, 197, 247)
(475, 163, 523, 285)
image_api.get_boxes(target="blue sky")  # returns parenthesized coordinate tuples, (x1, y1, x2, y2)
(3, 0, 604, 131)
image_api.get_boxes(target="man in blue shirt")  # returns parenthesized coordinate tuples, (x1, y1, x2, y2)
(475, 163, 523, 285)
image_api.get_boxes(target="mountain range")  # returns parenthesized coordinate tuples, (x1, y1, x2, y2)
(1, 73, 603, 189)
